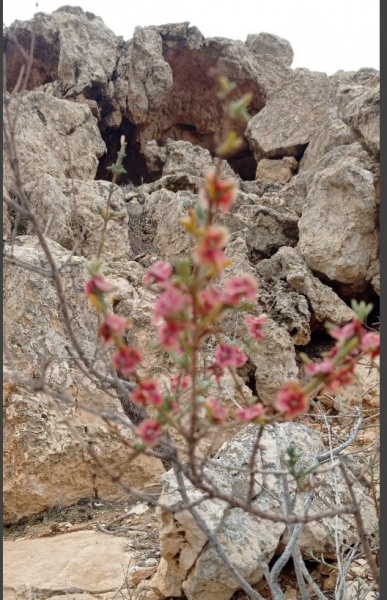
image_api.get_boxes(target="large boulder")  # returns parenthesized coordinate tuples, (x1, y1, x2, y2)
(298, 157, 379, 293)
(246, 69, 334, 161)
(4, 6, 119, 98)
(149, 422, 378, 599)
(248, 318, 299, 403)
(3, 237, 163, 523)
(26, 177, 133, 261)
(256, 246, 354, 341)
(3, 91, 105, 195)
(245, 32, 294, 67)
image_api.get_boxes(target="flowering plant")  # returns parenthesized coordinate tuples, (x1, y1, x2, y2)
(85, 78, 379, 451)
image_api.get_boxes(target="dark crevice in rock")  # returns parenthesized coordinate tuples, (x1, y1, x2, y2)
(310, 267, 378, 304)
(237, 361, 257, 395)
(297, 329, 336, 361)
(95, 119, 154, 186)
(4, 30, 60, 91)
(266, 142, 309, 162)
(227, 145, 257, 180)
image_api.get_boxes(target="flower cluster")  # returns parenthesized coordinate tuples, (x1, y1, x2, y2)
(85, 79, 380, 454)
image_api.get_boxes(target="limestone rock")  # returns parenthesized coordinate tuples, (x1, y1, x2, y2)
(256, 156, 298, 184)
(246, 69, 334, 161)
(144, 188, 196, 261)
(26, 176, 133, 261)
(150, 422, 378, 599)
(4, 531, 132, 596)
(219, 190, 299, 261)
(298, 157, 378, 293)
(245, 32, 294, 67)
(3, 237, 163, 522)
(122, 26, 174, 123)
(117, 22, 289, 159)
(299, 107, 355, 172)
(338, 83, 380, 158)
(248, 317, 299, 403)
(4, 6, 120, 98)
(144, 139, 236, 179)
(149, 426, 286, 599)
(256, 246, 354, 331)
(3, 91, 105, 195)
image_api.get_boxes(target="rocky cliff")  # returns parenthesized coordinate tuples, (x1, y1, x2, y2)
(3, 5, 379, 534)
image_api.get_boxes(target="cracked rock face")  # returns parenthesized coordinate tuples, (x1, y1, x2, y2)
(3, 91, 106, 195)
(298, 157, 379, 294)
(3, 5, 379, 538)
(149, 423, 378, 600)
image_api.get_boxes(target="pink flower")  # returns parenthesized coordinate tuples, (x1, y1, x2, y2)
(198, 286, 223, 315)
(329, 320, 365, 342)
(360, 332, 380, 358)
(153, 286, 191, 322)
(143, 261, 172, 288)
(305, 359, 334, 377)
(112, 346, 142, 374)
(245, 314, 266, 341)
(215, 343, 247, 369)
(205, 397, 226, 424)
(194, 227, 230, 272)
(98, 314, 129, 344)
(275, 382, 309, 419)
(132, 381, 163, 407)
(200, 168, 238, 213)
(170, 375, 191, 394)
(325, 363, 355, 392)
(223, 276, 258, 306)
(137, 419, 162, 446)
(85, 275, 113, 296)
(207, 363, 225, 382)
(158, 320, 185, 350)
(237, 403, 265, 422)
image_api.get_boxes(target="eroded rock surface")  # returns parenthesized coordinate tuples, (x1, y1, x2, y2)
(149, 423, 378, 599)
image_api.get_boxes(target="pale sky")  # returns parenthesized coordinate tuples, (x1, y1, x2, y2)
(3, 0, 380, 75)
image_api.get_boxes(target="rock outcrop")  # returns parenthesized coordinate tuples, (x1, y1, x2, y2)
(3, 3, 379, 550)
(149, 423, 378, 599)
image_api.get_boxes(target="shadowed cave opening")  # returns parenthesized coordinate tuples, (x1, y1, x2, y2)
(95, 122, 259, 186)
(95, 119, 154, 187)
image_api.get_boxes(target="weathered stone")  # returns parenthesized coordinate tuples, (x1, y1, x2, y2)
(257, 247, 354, 330)
(256, 156, 298, 184)
(5, 7, 119, 96)
(122, 26, 174, 123)
(26, 177, 133, 261)
(144, 188, 196, 261)
(218, 190, 299, 261)
(245, 32, 294, 67)
(246, 69, 334, 161)
(3, 237, 163, 522)
(338, 83, 380, 158)
(150, 422, 378, 599)
(299, 107, 355, 172)
(4, 531, 133, 596)
(3, 91, 105, 195)
(248, 317, 299, 403)
(144, 139, 236, 180)
(116, 22, 289, 161)
(298, 157, 378, 293)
